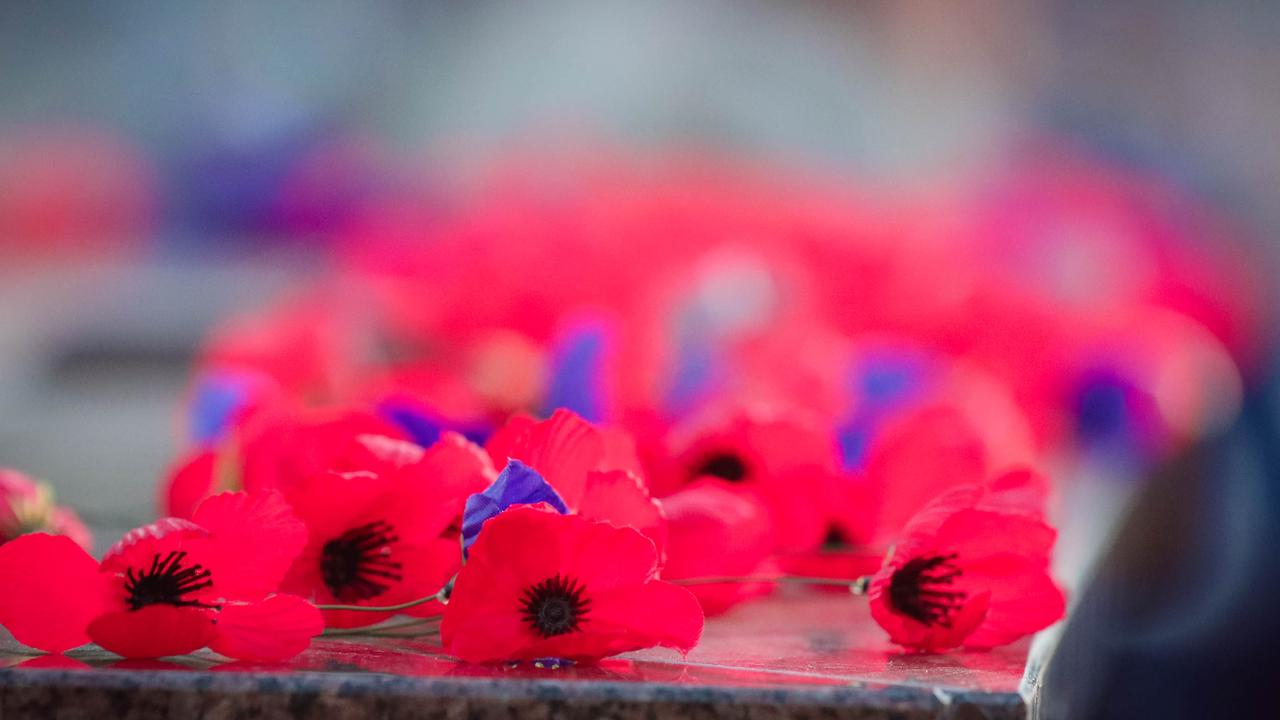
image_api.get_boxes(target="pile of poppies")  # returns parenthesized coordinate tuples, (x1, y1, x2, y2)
(0, 146, 1265, 665)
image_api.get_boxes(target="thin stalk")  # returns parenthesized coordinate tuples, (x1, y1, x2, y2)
(322, 617, 441, 638)
(672, 575, 872, 594)
(316, 591, 446, 613)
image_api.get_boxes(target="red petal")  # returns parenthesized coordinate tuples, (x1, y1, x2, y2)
(599, 427, 646, 477)
(350, 434, 425, 469)
(283, 470, 392, 544)
(88, 606, 216, 658)
(391, 431, 497, 540)
(159, 451, 217, 520)
(659, 480, 775, 616)
(239, 407, 407, 495)
(208, 594, 323, 661)
(578, 470, 667, 555)
(484, 413, 536, 468)
(980, 467, 1051, 518)
(509, 409, 604, 507)
(962, 561, 1066, 649)
(0, 534, 110, 653)
(584, 581, 704, 655)
(930, 509, 1057, 562)
(191, 490, 308, 599)
(864, 405, 987, 544)
(441, 600, 530, 663)
(99, 518, 210, 574)
(868, 584, 990, 652)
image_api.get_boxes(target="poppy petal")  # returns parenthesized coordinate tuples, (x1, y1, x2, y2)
(99, 518, 210, 574)
(191, 490, 309, 598)
(510, 409, 604, 506)
(586, 581, 704, 654)
(868, 586, 990, 652)
(283, 470, 393, 544)
(962, 563, 1066, 650)
(461, 460, 567, 554)
(440, 600, 531, 664)
(208, 594, 323, 661)
(483, 414, 536, 468)
(159, 451, 218, 520)
(0, 533, 110, 653)
(394, 431, 497, 542)
(660, 480, 776, 615)
(88, 606, 216, 658)
(577, 470, 667, 554)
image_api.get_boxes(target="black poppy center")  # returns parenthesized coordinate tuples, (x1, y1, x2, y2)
(693, 451, 748, 482)
(888, 553, 966, 627)
(321, 520, 402, 602)
(125, 550, 215, 611)
(521, 574, 590, 638)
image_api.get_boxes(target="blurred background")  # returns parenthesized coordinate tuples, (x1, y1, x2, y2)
(2, 3, 1279, 716)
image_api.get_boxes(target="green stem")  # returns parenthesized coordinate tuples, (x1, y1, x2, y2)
(322, 617, 441, 637)
(316, 590, 447, 613)
(317, 573, 874, 617)
(672, 575, 872, 595)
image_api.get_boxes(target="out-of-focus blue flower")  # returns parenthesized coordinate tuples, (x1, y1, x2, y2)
(378, 397, 491, 448)
(543, 318, 612, 423)
(835, 347, 934, 468)
(189, 370, 260, 446)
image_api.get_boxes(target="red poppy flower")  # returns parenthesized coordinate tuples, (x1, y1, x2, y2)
(866, 468, 1065, 651)
(0, 491, 321, 660)
(854, 405, 987, 547)
(659, 479, 776, 616)
(658, 405, 839, 553)
(158, 406, 404, 519)
(197, 294, 360, 402)
(441, 504, 702, 663)
(485, 409, 664, 551)
(238, 406, 410, 495)
(0, 469, 91, 550)
(280, 432, 496, 628)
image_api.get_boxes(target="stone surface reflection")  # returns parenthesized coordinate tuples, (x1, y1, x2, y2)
(0, 591, 1035, 718)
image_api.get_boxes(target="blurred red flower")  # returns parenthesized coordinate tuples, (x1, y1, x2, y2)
(441, 504, 702, 663)
(659, 406, 839, 554)
(238, 406, 409, 495)
(658, 479, 776, 616)
(0, 469, 91, 550)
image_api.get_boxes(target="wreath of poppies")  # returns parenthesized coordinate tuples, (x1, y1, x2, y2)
(0, 150, 1261, 666)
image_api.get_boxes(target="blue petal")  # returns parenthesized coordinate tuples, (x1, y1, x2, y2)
(461, 460, 568, 555)
(378, 398, 492, 448)
(189, 371, 257, 446)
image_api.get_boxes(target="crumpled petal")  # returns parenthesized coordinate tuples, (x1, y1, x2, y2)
(461, 460, 567, 554)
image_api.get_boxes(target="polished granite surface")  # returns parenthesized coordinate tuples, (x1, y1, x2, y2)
(0, 591, 1034, 719)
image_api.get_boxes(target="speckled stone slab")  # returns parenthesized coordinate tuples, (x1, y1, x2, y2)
(0, 592, 1033, 719)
